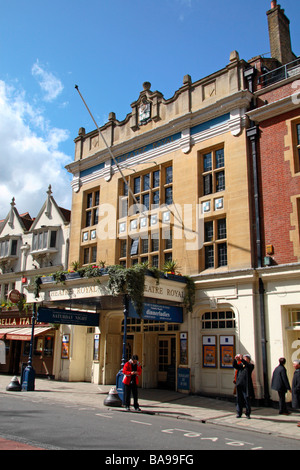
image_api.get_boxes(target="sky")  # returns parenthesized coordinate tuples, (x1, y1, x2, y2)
(0, 0, 299, 220)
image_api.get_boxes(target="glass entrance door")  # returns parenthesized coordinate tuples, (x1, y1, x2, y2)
(158, 336, 176, 390)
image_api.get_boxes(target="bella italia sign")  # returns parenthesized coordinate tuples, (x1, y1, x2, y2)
(26, 275, 186, 304)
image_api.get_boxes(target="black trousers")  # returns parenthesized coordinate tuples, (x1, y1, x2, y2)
(236, 386, 251, 417)
(124, 382, 139, 408)
(278, 390, 288, 413)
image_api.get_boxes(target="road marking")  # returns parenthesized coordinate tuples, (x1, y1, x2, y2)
(95, 413, 113, 419)
(130, 420, 152, 426)
(225, 438, 254, 447)
(162, 428, 201, 437)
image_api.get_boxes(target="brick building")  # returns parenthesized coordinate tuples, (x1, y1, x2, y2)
(246, 1, 300, 399)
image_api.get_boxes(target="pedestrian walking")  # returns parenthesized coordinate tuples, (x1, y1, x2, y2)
(291, 359, 300, 427)
(122, 354, 142, 411)
(233, 353, 255, 419)
(271, 357, 291, 415)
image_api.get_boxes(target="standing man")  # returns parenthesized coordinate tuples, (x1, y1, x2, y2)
(233, 353, 255, 419)
(122, 355, 142, 412)
(291, 359, 300, 427)
(271, 357, 291, 415)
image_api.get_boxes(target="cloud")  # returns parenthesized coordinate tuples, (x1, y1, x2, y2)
(0, 80, 72, 220)
(32, 60, 64, 102)
(175, 0, 193, 22)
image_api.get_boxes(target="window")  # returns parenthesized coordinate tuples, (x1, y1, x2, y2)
(152, 190, 160, 207)
(153, 170, 160, 188)
(201, 148, 225, 196)
(288, 309, 300, 328)
(141, 238, 149, 254)
(143, 173, 150, 191)
(0, 238, 19, 258)
(217, 218, 226, 239)
(0, 240, 8, 257)
(0, 283, 9, 300)
(117, 164, 173, 268)
(134, 177, 141, 194)
(130, 238, 139, 256)
(120, 240, 127, 258)
(83, 245, 97, 265)
(202, 310, 236, 329)
(165, 187, 173, 205)
(11, 240, 17, 256)
(165, 166, 173, 184)
(85, 189, 100, 227)
(203, 218, 227, 269)
(294, 122, 300, 172)
(151, 236, 159, 252)
(164, 229, 172, 250)
(122, 317, 179, 333)
(32, 230, 57, 251)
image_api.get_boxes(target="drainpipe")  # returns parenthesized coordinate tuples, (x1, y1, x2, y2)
(247, 126, 270, 405)
(247, 126, 262, 268)
(259, 277, 270, 405)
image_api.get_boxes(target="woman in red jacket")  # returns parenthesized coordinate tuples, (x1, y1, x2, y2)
(122, 355, 142, 411)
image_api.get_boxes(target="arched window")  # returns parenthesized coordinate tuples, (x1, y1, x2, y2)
(201, 310, 235, 330)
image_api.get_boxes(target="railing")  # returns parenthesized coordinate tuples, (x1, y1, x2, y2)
(259, 57, 300, 88)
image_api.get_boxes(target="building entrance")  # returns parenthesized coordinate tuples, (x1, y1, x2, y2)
(158, 336, 176, 390)
(121, 317, 179, 390)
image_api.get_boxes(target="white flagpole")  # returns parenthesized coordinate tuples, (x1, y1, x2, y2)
(75, 85, 144, 213)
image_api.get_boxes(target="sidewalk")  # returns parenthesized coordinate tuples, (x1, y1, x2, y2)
(1, 374, 299, 442)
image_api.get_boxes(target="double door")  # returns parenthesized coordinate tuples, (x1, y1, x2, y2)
(142, 333, 177, 390)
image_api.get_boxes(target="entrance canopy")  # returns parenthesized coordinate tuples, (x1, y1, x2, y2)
(25, 273, 187, 308)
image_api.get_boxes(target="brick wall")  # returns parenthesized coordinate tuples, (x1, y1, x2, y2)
(259, 109, 300, 264)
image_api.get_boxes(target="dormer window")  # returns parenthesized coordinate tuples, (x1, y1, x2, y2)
(0, 237, 18, 258)
(32, 229, 58, 252)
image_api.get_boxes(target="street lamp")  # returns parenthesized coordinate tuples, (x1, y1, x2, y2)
(116, 294, 129, 403)
(21, 302, 36, 391)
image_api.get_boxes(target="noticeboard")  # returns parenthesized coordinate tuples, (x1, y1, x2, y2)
(177, 368, 190, 391)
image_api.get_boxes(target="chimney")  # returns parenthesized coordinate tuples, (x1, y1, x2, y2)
(267, 1, 296, 65)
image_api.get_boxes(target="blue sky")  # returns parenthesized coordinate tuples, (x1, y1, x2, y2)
(0, 0, 299, 219)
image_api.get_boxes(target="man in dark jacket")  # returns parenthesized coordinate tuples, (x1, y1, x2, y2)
(271, 357, 291, 415)
(233, 354, 255, 419)
(292, 359, 300, 427)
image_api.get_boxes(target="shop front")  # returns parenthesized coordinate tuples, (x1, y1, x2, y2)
(0, 311, 56, 377)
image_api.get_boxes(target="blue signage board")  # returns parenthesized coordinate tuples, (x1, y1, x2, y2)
(129, 301, 183, 323)
(177, 368, 190, 391)
(37, 307, 99, 326)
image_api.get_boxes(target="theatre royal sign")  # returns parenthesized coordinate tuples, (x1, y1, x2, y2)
(26, 275, 186, 305)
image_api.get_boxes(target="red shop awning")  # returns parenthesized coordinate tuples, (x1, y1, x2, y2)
(6, 327, 53, 341)
(0, 328, 19, 340)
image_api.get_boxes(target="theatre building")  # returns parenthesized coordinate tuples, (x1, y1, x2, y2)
(20, 2, 300, 400)
(26, 45, 254, 393)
